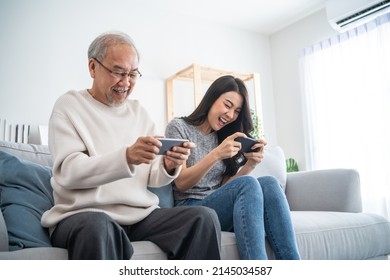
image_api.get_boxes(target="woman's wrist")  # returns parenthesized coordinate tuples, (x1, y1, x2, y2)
(208, 149, 221, 163)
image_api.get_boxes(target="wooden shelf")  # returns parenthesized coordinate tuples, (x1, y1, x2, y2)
(166, 64, 262, 123)
(167, 64, 255, 82)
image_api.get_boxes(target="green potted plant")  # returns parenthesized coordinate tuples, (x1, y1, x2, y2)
(250, 110, 263, 140)
(286, 158, 299, 172)
(251, 110, 298, 172)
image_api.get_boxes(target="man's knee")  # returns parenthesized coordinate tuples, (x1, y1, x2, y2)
(188, 206, 221, 230)
(58, 212, 133, 259)
(62, 211, 125, 244)
(74, 212, 115, 233)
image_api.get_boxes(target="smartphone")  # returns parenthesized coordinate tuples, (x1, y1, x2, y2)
(156, 138, 189, 155)
(235, 137, 259, 153)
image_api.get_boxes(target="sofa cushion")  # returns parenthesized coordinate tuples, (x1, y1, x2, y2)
(250, 145, 287, 190)
(0, 141, 52, 167)
(292, 211, 390, 259)
(0, 151, 54, 251)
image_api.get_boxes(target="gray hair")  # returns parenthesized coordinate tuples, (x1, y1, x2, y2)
(87, 31, 140, 61)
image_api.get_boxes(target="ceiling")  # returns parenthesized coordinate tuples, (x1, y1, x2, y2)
(146, 0, 327, 35)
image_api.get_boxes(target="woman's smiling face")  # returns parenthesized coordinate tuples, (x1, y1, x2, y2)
(202, 91, 243, 134)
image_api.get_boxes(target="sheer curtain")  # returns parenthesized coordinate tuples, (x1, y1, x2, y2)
(300, 13, 390, 219)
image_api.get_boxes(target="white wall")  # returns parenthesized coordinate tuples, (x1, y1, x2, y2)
(270, 9, 337, 170)
(0, 0, 343, 171)
(0, 0, 276, 143)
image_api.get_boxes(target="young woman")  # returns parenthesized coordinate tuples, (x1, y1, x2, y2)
(165, 75, 300, 260)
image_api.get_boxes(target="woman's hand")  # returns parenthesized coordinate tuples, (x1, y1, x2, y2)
(243, 139, 267, 168)
(211, 132, 247, 160)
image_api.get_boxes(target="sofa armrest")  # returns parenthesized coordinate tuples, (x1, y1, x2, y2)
(285, 169, 362, 212)
(0, 210, 9, 251)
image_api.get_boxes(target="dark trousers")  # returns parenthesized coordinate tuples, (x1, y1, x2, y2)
(51, 206, 221, 260)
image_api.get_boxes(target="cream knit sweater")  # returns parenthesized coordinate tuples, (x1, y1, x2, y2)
(41, 90, 179, 228)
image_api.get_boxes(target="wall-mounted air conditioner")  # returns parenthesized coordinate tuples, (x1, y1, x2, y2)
(326, 0, 390, 32)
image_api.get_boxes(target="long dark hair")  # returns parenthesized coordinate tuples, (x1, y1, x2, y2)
(183, 75, 254, 177)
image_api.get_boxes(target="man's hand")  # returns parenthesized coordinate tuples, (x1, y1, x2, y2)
(126, 136, 162, 165)
(163, 141, 196, 174)
(125, 136, 195, 174)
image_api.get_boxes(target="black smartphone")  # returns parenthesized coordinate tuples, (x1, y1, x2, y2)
(235, 137, 259, 153)
(156, 138, 189, 155)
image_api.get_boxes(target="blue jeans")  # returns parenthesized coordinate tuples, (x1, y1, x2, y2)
(175, 175, 300, 260)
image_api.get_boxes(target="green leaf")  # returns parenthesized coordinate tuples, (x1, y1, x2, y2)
(286, 158, 299, 172)
(250, 110, 263, 139)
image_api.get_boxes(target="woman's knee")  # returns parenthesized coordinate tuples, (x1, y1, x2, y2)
(257, 175, 280, 185)
(230, 176, 264, 204)
(234, 175, 261, 192)
(258, 176, 282, 189)
(257, 176, 285, 197)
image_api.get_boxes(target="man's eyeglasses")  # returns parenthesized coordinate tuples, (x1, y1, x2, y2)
(93, 57, 142, 80)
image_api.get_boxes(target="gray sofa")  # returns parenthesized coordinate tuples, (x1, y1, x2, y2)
(1, 140, 390, 260)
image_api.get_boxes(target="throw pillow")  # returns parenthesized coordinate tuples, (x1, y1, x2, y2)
(0, 151, 54, 250)
(148, 184, 174, 208)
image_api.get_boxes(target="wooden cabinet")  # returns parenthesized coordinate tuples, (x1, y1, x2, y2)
(166, 64, 263, 124)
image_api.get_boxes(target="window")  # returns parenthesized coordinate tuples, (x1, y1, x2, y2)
(300, 13, 390, 219)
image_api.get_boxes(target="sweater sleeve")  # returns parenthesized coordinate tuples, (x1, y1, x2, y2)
(147, 155, 182, 188)
(165, 118, 189, 139)
(49, 111, 134, 189)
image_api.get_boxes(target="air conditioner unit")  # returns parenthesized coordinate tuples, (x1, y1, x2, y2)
(326, 0, 390, 32)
